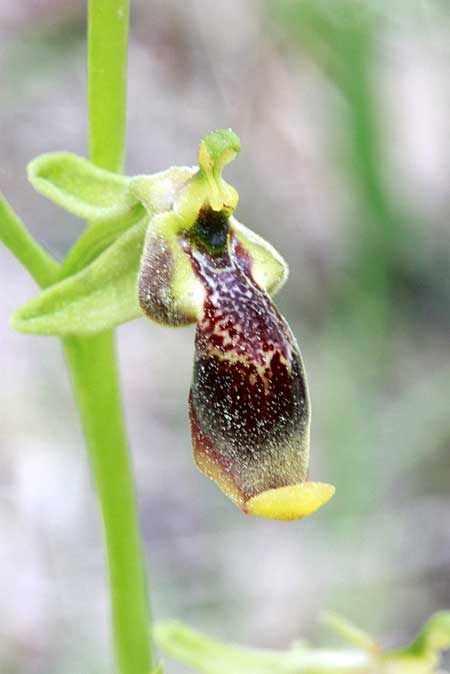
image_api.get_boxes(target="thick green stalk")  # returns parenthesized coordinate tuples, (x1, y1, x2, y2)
(88, 0, 129, 172)
(64, 335, 153, 674)
(62, 2, 154, 674)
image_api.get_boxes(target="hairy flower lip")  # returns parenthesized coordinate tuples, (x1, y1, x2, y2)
(185, 221, 335, 520)
(131, 129, 336, 520)
(191, 395, 335, 521)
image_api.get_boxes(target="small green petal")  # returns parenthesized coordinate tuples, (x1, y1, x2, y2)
(130, 166, 196, 215)
(28, 152, 137, 223)
(11, 219, 148, 336)
(61, 203, 146, 277)
(230, 216, 288, 295)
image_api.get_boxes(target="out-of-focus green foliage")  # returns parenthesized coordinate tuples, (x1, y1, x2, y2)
(155, 611, 450, 674)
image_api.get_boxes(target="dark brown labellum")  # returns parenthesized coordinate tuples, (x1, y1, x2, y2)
(185, 211, 311, 509)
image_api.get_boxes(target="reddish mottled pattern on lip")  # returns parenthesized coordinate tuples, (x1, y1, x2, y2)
(183, 228, 311, 508)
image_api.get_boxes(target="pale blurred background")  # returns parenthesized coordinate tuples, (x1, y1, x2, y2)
(1, 1, 450, 673)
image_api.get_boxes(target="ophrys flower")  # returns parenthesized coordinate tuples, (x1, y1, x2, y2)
(14, 129, 335, 520)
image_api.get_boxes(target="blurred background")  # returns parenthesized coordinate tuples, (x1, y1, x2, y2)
(1, 1, 450, 672)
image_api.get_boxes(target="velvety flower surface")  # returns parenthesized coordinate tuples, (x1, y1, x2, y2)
(137, 130, 334, 519)
(186, 212, 310, 509)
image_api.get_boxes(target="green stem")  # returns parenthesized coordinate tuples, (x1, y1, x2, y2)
(2, 3, 153, 672)
(0, 195, 60, 288)
(64, 334, 153, 674)
(62, 2, 154, 674)
(88, 0, 129, 172)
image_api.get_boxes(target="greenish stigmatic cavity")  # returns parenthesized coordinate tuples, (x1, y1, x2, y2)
(191, 207, 230, 256)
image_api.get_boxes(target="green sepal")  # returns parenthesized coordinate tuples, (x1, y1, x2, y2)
(11, 219, 148, 336)
(61, 202, 146, 277)
(130, 166, 196, 215)
(230, 216, 288, 295)
(28, 152, 137, 223)
(60, 166, 196, 278)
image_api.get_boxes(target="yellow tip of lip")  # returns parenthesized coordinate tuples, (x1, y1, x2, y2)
(246, 482, 335, 521)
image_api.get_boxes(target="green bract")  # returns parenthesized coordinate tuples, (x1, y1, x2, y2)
(28, 152, 137, 222)
(12, 129, 288, 337)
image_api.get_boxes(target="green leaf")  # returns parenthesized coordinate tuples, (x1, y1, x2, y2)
(155, 621, 370, 674)
(28, 152, 138, 223)
(11, 218, 148, 336)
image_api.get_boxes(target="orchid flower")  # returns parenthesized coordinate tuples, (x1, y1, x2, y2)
(12, 129, 334, 520)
